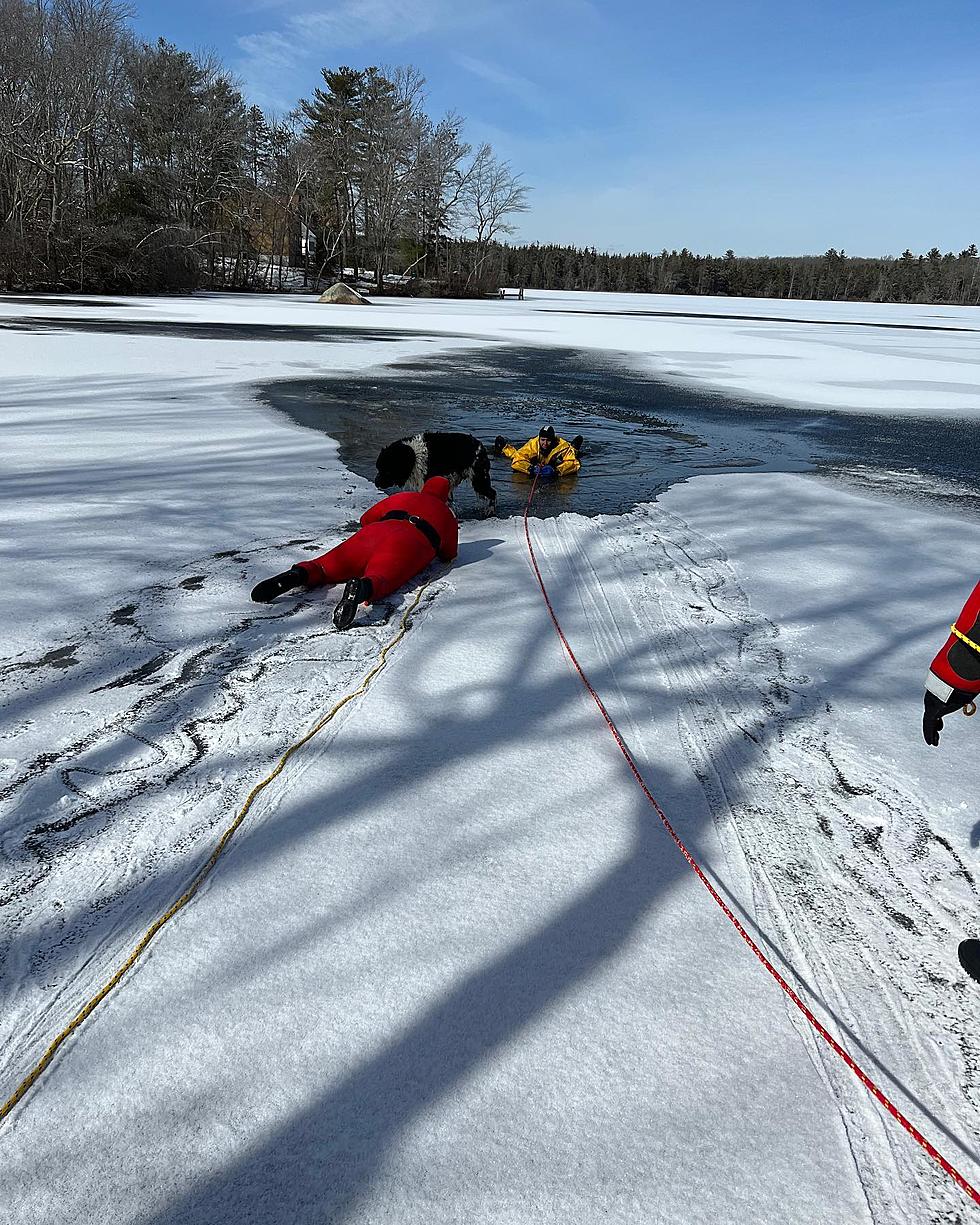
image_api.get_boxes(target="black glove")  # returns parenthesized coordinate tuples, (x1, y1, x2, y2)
(571, 434, 584, 452)
(958, 939, 980, 983)
(923, 688, 973, 746)
(493, 436, 508, 456)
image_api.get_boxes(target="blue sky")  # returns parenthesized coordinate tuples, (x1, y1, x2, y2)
(129, 0, 980, 257)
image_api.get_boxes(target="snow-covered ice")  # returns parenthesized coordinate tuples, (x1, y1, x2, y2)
(0, 290, 978, 1223)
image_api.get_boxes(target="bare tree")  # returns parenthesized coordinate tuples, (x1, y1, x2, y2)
(406, 110, 471, 280)
(459, 144, 529, 287)
(0, 0, 131, 287)
(0, 14, 536, 297)
(363, 64, 426, 289)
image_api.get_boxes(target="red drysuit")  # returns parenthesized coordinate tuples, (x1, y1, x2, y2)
(926, 579, 980, 701)
(296, 476, 458, 601)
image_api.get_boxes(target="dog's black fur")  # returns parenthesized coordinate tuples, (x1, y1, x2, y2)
(374, 432, 496, 513)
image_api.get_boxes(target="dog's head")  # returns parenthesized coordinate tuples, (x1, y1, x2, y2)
(374, 439, 416, 490)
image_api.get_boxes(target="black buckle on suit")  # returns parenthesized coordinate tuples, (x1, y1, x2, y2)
(379, 510, 441, 553)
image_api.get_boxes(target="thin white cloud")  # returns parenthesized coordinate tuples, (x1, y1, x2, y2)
(233, 31, 300, 111)
(235, 0, 504, 109)
(454, 54, 552, 116)
(293, 0, 465, 45)
(236, 31, 294, 75)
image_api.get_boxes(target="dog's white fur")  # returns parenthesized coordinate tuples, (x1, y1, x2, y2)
(401, 435, 430, 491)
(399, 433, 492, 508)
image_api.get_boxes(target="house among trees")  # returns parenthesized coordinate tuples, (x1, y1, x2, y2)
(299, 224, 317, 265)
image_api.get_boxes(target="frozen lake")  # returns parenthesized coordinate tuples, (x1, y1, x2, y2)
(7, 294, 979, 520)
(3, 290, 980, 1222)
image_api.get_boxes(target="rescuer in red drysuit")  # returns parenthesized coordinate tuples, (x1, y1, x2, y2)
(251, 476, 458, 630)
(922, 578, 980, 747)
(926, 581, 980, 985)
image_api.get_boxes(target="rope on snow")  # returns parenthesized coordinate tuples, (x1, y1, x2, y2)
(0, 579, 436, 1126)
(521, 473, 980, 1209)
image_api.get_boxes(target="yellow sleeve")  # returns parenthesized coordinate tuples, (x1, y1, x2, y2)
(503, 438, 539, 473)
(553, 440, 581, 476)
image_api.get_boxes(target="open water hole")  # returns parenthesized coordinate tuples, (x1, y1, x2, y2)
(261, 344, 980, 520)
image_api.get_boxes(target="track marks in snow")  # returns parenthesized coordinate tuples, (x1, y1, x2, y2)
(654, 509, 978, 1221)
(0, 536, 442, 1100)
(532, 504, 979, 1223)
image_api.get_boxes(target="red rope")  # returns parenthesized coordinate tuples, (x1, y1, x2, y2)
(522, 477, 980, 1208)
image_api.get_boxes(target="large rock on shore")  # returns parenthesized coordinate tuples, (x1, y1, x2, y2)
(317, 282, 371, 305)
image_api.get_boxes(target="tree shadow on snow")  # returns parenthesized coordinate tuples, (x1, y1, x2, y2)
(116, 558, 978, 1224)
(4, 391, 980, 1217)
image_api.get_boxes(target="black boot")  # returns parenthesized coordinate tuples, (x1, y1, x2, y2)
(959, 939, 980, 983)
(251, 566, 306, 603)
(571, 434, 584, 453)
(333, 577, 373, 630)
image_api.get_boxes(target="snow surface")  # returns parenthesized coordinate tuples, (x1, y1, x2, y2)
(1, 287, 979, 423)
(1, 291, 979, 1224)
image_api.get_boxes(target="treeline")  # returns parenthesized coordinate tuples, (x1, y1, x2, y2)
(0, 0, 528, 293)
(3, 1, 977, 306)
(487, 243, 980, 305)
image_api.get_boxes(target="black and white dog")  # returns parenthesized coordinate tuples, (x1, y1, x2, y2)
(374, 432, 497, 515)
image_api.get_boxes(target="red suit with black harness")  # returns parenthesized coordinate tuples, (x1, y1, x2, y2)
(923, 579, 980, 745)
(296, 476, 458, 601)
(926, 582, 980, 981)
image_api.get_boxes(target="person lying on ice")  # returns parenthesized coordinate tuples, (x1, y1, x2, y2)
(922, 578, 980, 746)
(923, 587, 980, 987)
(494, 424, 583, 478)
(250, 476, 458, 630)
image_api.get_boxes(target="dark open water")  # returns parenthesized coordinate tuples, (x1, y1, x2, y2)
(261, 343, 980, 520)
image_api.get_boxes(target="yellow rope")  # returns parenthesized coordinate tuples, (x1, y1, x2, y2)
(0, 580, 433, 1125)
(950, 623, 980, 655)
